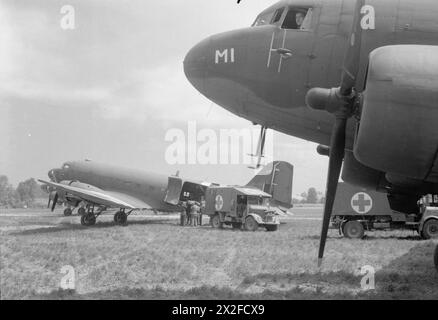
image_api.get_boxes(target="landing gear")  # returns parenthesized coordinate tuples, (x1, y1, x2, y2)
(78, 207, 86, 216)
(79, 205, 103, 227)
(81, 213, 96, 226)
(114, 210, 128, 225)
(63, 208, 73, 216)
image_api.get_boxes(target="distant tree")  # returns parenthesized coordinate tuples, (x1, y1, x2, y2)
(0, 176, 19, 207)
(16, 178, 44, 206)
(300, 192, 307, 204)
(306, 187, 318, 204)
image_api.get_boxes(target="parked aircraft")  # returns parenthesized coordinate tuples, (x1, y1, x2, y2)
(39, 160, 293, 226)
(184, 0, 438, 269)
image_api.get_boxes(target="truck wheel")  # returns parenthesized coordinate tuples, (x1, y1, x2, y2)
(231, 222, 242, 230)
(343, 221, 365, 239)
(63, 208, 72, 216)
(244, 216, 258, 232)
(81, 213, 96, 227)
(210, 214, 223, 229)
(265, 225, 278, 232)
(421, 219, 438, 239)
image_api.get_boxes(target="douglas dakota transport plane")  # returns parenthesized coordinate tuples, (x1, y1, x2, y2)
(39, 160, 294, 227)
(183, 0, 438, 270)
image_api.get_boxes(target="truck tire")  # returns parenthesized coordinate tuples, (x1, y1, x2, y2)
(421, 219, 438, 239)
(343, 221, 365, 239)
(265, 225, 278, 232)
(244, 216, 258, 232)
(210, 214, 223, 229)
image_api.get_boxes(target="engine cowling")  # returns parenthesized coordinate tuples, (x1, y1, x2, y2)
(355, 45, 438, 183)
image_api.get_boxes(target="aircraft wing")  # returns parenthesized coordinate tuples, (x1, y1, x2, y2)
(38, 180, 151, 209)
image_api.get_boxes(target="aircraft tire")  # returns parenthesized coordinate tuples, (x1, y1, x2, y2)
(78, 207, 86, 216)
(343, 221, 365, 239)
(210, 214, 223, 229)
(244, 216, 258, 232)
(63, 208, 73, 216)
(114, 211, 128, 225)
(421, 219, 438, 240)
(81, 213, 96, 227)
(265, 224, 278, 232)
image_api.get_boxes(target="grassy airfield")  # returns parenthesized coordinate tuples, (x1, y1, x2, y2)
(1, 208, 437, 299)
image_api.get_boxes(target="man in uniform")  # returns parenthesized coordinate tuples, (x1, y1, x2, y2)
(190, 201, 201, 227)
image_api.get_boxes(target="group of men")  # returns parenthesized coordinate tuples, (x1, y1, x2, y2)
(180, 200, 203, 227)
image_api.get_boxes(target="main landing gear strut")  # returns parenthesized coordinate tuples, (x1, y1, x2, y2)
(114, 209, 132, 226)
(80, 205, 104, 227)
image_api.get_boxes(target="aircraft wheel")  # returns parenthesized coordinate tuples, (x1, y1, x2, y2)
(421, 220, 438, 240)
(78, 207, 86, 216)
(265, 224, 278, 232)
(63, 208, 73, 216)
(244, 216, 258, 232)
(231, 222, 242, 230)
(343, 221, 365, 239)
(81, 213, 96, 227)
(114, 211, 128, 225)
(210, 214, 223, 229)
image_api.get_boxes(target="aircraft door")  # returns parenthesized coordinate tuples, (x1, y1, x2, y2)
(164, 177, 183, 205)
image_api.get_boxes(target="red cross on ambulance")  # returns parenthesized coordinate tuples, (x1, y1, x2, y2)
(350, 192, 373, 214)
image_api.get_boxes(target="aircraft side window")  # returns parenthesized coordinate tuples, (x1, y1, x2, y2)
(252, 11, 275, 27)
(282, 7, 313, 30)
(271, 7, 285, 24)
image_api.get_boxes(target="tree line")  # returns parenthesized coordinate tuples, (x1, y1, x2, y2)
(0, 175, 46, 208)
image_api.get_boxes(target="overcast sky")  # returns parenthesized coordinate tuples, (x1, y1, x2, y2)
(0, 0, 328, 195)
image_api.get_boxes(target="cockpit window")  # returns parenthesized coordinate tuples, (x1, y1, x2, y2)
(252, 11, 275, 27)
(282, 7, 313, 30)
(271, 7, 285, 24)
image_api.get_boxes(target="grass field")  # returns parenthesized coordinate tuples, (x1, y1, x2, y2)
(1, 208, 437, 299)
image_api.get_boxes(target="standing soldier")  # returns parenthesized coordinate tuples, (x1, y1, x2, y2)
(190, 201, 201, 227)
(199, 197, 206, 226)
(186, 201, 192, 226)
(180, 201, 187, 226)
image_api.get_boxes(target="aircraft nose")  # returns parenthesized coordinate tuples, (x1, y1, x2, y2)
(184, 37, 210, 92)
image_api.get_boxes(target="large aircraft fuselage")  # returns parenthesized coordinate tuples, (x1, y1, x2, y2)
(184, 0, 438, 150)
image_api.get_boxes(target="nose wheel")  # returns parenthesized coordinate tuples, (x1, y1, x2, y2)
(81, 213, 96, 226)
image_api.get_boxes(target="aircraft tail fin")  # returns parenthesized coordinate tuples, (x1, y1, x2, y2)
(246, 161, 294, 210)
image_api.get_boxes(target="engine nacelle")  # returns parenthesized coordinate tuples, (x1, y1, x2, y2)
(355, 45, 438, 183)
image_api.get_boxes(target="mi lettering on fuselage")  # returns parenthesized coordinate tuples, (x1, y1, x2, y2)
(215, 48, 235, 64)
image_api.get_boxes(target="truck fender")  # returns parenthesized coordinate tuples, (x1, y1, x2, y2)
(247, 213, 264, 225)
(419, 215, 438, 232)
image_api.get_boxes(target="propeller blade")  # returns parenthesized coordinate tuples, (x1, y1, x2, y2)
(47, 198, 51, 209)
(339, 0, 365, 95)
(318, 116, 347, 266)
(51, 193, 58, 212)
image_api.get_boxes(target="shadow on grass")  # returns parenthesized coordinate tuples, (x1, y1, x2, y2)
(11, 218, 181, 236)
(28, 241, 438, 300)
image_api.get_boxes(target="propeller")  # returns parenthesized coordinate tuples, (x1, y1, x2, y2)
(51, 192, 59, 212)
(305, 0, 364, 266)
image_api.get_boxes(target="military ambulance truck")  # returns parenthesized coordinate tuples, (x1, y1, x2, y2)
(204, 186, 280, 231)
(330, 183, 438, 239)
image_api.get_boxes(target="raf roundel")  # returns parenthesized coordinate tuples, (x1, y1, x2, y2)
(351, 192, 373, 214)
(215, 195, 224, 211)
